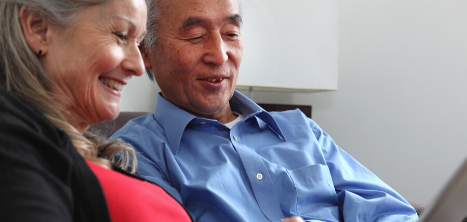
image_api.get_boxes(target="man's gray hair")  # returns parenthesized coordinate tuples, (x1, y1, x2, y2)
(142, 0, 244, 81)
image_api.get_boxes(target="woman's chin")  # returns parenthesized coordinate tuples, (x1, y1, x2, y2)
(96, 103, 120, 122)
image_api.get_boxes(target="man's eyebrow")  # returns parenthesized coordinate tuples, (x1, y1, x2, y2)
(228, 14, 242, 26)
(181, 14, 243, 30)
(182, 17, 206, 29)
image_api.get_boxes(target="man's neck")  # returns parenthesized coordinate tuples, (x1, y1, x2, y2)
(216, 110, 238, 124)
(188, 104, 238, 124)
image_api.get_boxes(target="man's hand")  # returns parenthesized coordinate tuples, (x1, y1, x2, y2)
(281, 216, 305, 222)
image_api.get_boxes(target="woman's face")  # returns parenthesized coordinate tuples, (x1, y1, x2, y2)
(41, 0, 147, 132)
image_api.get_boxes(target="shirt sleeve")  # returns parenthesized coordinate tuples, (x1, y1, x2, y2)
(110, 124, 184, 204)
(136, 149, 185, 203)
(308, 119, 419, 222)
(0, 96, 74, 222)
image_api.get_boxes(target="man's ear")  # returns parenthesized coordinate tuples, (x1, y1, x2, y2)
(19, 6, 50, 55)
(139, 44, 153, 69)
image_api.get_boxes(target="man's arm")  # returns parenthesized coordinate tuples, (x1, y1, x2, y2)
(136, 150, 184, 203)
(110, 123, 184, 203)
(308, 118, 418, 221)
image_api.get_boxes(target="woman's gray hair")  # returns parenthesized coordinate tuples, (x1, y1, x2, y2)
(143, 0, 244, 81)
(0, 0, 138, 173)
(1, 0, 110, 90)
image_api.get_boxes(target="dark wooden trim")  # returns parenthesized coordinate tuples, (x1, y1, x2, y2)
(257, 103, 312, 118)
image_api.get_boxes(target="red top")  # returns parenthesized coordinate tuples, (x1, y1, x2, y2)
(87, 161, 192, 222)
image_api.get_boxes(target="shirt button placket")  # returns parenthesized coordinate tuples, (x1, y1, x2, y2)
(230, 130, 283, 220)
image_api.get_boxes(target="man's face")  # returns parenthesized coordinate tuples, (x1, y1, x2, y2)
(144, 0, 243, 119)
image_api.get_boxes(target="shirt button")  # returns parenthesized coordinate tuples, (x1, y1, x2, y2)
(200, 121, 206, 125)
(233, 136, 238, 141)
(256, 173, 263, 181)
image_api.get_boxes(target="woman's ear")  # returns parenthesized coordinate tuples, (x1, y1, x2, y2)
(139, 44, 153, 69)
(19, 6, 50, 55)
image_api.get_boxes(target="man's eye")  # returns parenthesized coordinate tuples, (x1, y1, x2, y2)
(226, 33, 239, 38)
(188, 36, 204, 43)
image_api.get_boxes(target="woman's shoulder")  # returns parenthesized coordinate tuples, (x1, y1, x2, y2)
(0, 87, 75, 164)
(0, 87, 54, 132)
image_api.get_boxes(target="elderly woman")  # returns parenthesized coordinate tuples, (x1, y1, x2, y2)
(0, 0, 192, 221)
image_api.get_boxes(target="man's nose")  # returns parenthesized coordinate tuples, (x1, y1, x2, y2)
(202, 33, 228, 66)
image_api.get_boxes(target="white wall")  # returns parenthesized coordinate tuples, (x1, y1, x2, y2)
(120, 0, 467, 203)
(120, 73, 159, 112)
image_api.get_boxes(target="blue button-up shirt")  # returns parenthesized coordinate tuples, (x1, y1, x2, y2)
(110, 91, 418, 222)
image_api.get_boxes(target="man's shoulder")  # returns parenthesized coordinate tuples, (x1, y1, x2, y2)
(258, 108, 325, 140)
(265, 108, 317, 126)
(110, 112, 165, 140)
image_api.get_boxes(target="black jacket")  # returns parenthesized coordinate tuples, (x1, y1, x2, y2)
(0, 87, 111, 222)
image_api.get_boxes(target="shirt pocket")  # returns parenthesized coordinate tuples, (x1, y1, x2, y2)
(286, 164, 340, 221)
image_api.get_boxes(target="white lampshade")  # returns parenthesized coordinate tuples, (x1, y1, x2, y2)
(237, 0, 339, 92)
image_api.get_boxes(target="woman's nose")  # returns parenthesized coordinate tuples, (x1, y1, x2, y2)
(122, 44, 145, 76)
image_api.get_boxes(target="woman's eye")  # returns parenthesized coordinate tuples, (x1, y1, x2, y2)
(113, 32, 128, 42)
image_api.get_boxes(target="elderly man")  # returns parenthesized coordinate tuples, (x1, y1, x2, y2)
(110, 0, 418, 221)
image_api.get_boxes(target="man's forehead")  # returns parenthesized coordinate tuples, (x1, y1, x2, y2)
(160, 0, 240, 21)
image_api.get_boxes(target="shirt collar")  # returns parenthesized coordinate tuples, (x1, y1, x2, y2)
(229, 91, 287, 141)
(154, 93, 196, 154)
(154, 91, 286, 154)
